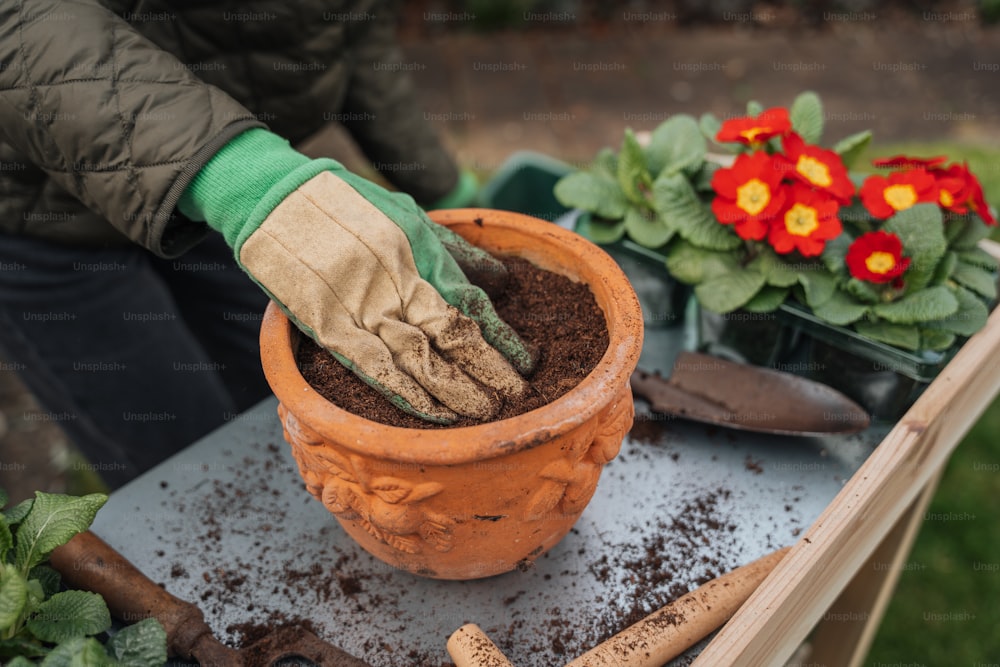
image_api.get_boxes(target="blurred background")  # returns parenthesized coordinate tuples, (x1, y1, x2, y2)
(3, 0, 999, 663)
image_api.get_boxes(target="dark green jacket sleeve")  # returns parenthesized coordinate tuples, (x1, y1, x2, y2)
(0, 0, 265, 257)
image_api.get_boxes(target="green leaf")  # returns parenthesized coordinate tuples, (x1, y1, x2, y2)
(790, 91, 824, 144)
(821, 233, 853, 278)
(882, 203, 947, 294)
(951, 260, 998, 300)
(39, 636, 108, 667)
(0, 488, 7, 509)
(0, 638, 48, 660)
(554, 172, 629, 220)
(646, 114, 706, 178)
(0, 523, 11, 564)
(742, 286, 789, 312)
(831, 130, 872, 169)
(27, 591, 111, 645)
(0, 564, 28, 631)
(923, 286, 989, 336)
(920, 328, 957, 350)
(652, 173, 742, 250)
(845, 277, 882, 304)
(623, 206, 673, 248)
(691, 161, 719, 193)
(949, 214, 993, 249)
(27, 566, 61, 600)
(699, 112, 723, 143)
(617, 128, 651, 205)
(932, 251, 958, 286)
(747, 248, 801, 288)
(664, 242, 742, 285)
(5, 655, 40, 667)
(956, 246, 1000, 271)
(3, 500, 33, 527)
(746, 99, 764, 117)
(591, 147, 618, 179)
(810, 289, 871, 326)
(14, 493, 107, 574)
(576, 213, 627, 245)
(694, 270, 767, 313)
(852, 319, 922, 350)
(105, 618, 168, 667)
(798, 270, 838, 308)
(872, 285, 959, 324)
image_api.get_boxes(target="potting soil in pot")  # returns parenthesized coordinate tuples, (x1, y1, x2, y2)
(296, 257, 609, 428)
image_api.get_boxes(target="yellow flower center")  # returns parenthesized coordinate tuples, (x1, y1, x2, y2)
(736, 178, 771, 215)
(740, 127, 767, 143)
(784, 203, 820, 236)
(939, 189, 954, 207)
(865, 251, 897, 275)
(883, 184, 918, 211)
(796, 155, 832, 187)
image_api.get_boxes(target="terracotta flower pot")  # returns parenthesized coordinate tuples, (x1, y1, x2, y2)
(259, 208, 644, 580)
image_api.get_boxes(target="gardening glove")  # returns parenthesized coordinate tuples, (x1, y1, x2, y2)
(178, 129, 534, 424)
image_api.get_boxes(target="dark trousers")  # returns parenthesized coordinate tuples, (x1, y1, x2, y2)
(0, 233, 271, 489)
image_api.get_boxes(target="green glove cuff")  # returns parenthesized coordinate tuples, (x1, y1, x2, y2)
(178, 128, 335, 249)
(428, 169, 479, 210)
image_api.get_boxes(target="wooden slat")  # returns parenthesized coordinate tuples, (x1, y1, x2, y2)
(693, 239, 1000, 666)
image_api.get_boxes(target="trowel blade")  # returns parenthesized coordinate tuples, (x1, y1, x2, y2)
(630, 351, 870, 436)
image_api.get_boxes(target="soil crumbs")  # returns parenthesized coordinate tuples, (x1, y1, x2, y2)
(297, 256, 609, 428)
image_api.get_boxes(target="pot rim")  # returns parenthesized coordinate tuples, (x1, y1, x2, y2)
(259, 208, 643, 466)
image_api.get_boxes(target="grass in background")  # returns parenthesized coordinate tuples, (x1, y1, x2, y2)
(863, 142, 1000, 664)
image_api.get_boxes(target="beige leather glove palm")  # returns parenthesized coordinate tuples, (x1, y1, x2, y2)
(178, 130, 533, 424)
(242, 172, 527, 422)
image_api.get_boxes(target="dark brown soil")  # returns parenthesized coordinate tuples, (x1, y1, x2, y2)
(296, 256, 609, 428)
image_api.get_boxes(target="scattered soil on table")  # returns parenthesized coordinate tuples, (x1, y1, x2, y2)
(296, 256, 608, 428)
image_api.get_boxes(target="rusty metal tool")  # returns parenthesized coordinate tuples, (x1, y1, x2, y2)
(49, 530, 372, 667)
(447, 547, 790, 667)
(630, 350, 871, 436)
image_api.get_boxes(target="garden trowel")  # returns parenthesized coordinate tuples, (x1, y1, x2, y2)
(630, 351, 870, 435)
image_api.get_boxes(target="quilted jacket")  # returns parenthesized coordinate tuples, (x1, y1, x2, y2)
(0, 0, 457, 257)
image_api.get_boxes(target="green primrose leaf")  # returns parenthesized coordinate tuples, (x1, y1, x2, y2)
(845, 277, 882, 304)
(932, 251, 958, 286)
(27, 566, 62, 600)
(646, 114, 706, 178)
(5, 656, 40, 667)
(624, 206, 673, 248)
(922, 286, 989, 336)
(790, 91, 824, 144)
(821, 233, 853, 277)
(798, 269, 838, 308)
(26, 591, 111, 644)
(0, 639, 48, 660)
(105, 617, 168, 666)
(747, 248, 801, 287)
(852, 319, 922, 350)
(872, 285, 959, 324)
(882, 203, 947, 294)
(591, 147, 619, 179)
(951, 259, 998, 300)
(0, 564, 28, 631)
(920, 328, 957, 350)
(3, 500, 33, 528)
(699, 112, 723, 143)
(14, 493, 107, 574)
(949, 214, 993, 249)
(554, 171, 629, 220)
(617, 128, 651, 205)
(576, 213, 627, 245)
(652, 173, 742, 251)
(0, 523, 11, 564)
(664, 242, 742, 284)
(39, 636, 109, 667)
(691, 161, 720, 193)
(694, 269, 767, 313)
(742, 285, 789, 312)
(810, 288, 871, 326)
(746, 99, 764, 117)
(831, 130, 872, 170)
(955, 246, 1000, 272)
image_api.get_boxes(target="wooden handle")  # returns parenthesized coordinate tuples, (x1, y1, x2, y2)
(564, 547, 791, 667)
(447, 624, 514, 667)
(49, 530, 216, 660)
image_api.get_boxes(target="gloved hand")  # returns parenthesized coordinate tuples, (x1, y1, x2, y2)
(178, 130, 534, 424)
